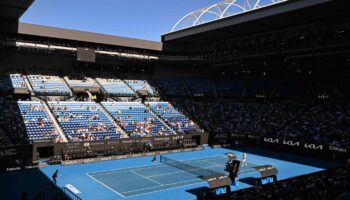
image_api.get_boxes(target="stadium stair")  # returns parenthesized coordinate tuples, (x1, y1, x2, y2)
(23, 75, 35, 96)
(245, 103, 264, 133)
(94, 78, 108, 96)
(179, 101, 209, 133)
(274, 101, 318, 133)
(98, 102, 129, 138)
(147, 76, 161, 96)
(122, 79, 139, 97)
(63, 77, 72, 92)
(41, 100, 68, 142)
(60, 77, 74, 96)
(211, 79, 218, 97)
(241, 85, 247, 98)
(143, 102, 177, 135)
(181, 78, 192, 97)
(269, 84, 279, 98)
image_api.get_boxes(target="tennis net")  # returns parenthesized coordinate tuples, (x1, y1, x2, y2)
(160, 155, 220, 177)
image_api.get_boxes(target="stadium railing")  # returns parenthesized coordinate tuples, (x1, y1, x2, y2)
(32, 186, 82, 200)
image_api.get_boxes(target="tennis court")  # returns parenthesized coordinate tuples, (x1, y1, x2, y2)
(87, 155, 259, 198)
(31, 147, 330, 200)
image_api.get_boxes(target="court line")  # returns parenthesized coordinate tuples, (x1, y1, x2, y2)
(121, 178, 201, 194)
(146, 164, 224, 178)
(86, 173, 126, 199)
(123, 181, 204, 198)
(88, 155, 226, 176)
(86, 154, 269, 198)
(120, 170, 260, 197)
(130, 170, 164, 186)
(201, 159, 225, 167)
(91, 156, 256, 179)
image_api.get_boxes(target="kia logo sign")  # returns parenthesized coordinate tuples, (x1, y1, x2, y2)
(264, 138, 279, 143)
(304, 143, 323, 150)
(283, 140, 300, 147)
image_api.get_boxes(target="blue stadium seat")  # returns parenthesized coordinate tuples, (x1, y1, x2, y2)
(96, 78, 135, 96)
(27, 75, 70, 96)
(101, 102, 172, 138)
(48, 101, 120, 141)
(147, 102, 199, 133)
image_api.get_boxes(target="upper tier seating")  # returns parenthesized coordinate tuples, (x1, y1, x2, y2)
(158, 78, 188, 96)
(96, 78, 135, 96)
(245, 81, 275, 98)
(27, 75, 70, 96)
(18, 101, 62, 142)
(273, 82, 306, 99)
(0, 76, 13, 93)
(147, 102, 200, 133)
(0, 74, 28, 93)
(65, 77, 99, 89)
(0, 98, 28, 144)
(125, 80, 158, 96)
(10, 74, 28, 89)
(48, 101, 120, 141)
(215, 79, 244, 97)
(101, 102, 172, 138)
(183, 77, 213, 96)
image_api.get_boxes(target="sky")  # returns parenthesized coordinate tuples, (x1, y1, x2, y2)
(20, 0, 218, 42)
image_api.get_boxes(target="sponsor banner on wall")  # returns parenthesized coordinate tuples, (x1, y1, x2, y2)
(261, 137, 348, 155)
(329, 146, 348, 153)
(61, 147, 204, 166)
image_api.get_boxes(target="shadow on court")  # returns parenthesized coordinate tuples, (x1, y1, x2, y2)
(0, 168, 74, 200)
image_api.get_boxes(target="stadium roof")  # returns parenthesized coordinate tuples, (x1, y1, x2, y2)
(171, 0, 287, 32)
(162, 0, 347, 43)
(0, 0, 33, 20)
(0, 0, 162, 51)
(18, 23, 163, 51)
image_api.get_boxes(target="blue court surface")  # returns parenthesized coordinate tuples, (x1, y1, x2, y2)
(2, 147, 334, 200)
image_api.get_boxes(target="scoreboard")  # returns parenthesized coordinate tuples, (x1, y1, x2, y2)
(77, 47, 96, 63)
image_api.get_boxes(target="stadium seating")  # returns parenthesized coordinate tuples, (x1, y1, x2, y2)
(0, 74, 28, 93)
(0, 76, 14, 93)
(17, 101, 62, 142)
(48, 101, 120, 141)
(65, 77, 99, 89)
(124, 80, 158, 96)
(96, 78, 135, 96)
(101, 102, 172, 138)
(10, 74, 28, 89)
(247, 102, 306, 135)
(158, 78, 189, 96)
(147, 102, 200, 133)
(184, 100, 259, 134)
(214, 79, 244, 97)
(183, 77, 213, 96)
(27, 75, 71, 96)
(277, 101, 350, 146)
(245, 81, 275, 98)
(0, 98, 28, 144)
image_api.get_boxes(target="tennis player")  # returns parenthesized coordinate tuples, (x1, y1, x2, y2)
(152, 155, 157, 162)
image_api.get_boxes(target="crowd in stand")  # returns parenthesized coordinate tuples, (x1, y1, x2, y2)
(231, 162, 350, 200)
(50, 103, 120, 142)
(0, 98, 28, 144)
(277, 101, 350, 147)
(184, 100, 259, 134)
(184, 99, 350, 147)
